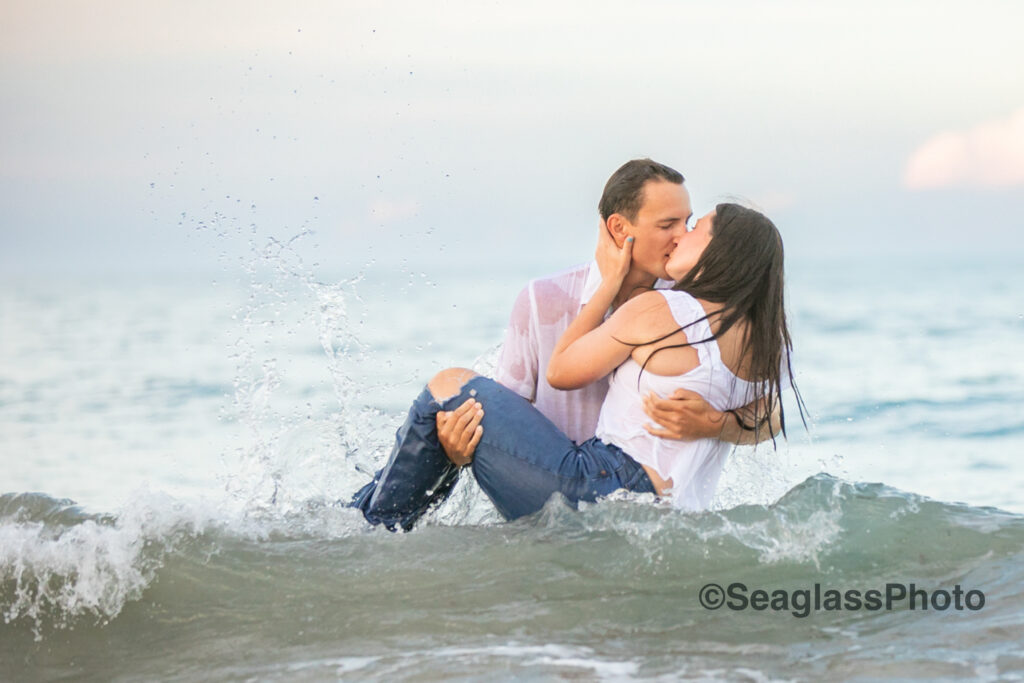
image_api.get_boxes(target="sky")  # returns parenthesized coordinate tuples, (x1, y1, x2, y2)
(2, 0, 1023, 278)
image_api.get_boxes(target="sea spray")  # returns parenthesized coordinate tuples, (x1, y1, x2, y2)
(200, 214, 507, 525)
(214, 222, 399, 515)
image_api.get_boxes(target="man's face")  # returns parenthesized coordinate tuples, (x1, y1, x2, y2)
(666, 209, 714, 280)
(620, 180, 692, 280)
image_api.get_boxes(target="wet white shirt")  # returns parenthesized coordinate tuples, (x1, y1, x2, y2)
(495, 262, 609, 444)
(495, 262, 673, 444)
(596, 289, 760, 510)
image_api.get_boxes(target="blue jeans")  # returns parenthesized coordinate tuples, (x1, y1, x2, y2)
(352, 376, 655, 530)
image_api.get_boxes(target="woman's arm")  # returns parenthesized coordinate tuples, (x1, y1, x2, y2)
(546, 232, 636, 390)
(546, 277, 635, 390)
(547, 288, 677, 390)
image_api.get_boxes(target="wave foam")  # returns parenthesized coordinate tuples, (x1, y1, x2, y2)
(0, 491, 214, 639)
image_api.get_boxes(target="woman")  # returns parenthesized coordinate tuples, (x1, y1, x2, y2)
(354, 203, 802, 530)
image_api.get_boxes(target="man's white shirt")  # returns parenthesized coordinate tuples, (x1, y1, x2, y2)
(495, 262, 673, 444)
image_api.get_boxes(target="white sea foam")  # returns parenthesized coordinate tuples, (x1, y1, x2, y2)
(0, 484, 385, 640)
(569, 476, 844, 569)
(0, 490, 215, 639)
(704, 477, 844, 568)
(728, 506, 842, 568)
(425, 644, 640, 680)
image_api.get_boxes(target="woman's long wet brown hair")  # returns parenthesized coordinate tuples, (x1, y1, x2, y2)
(642, 202, 807, 442)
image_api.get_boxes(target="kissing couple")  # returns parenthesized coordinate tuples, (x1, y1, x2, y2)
(352, 158, 804, 530)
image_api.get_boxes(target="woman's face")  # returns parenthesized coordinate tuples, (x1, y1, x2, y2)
(665, 209, 714, 280)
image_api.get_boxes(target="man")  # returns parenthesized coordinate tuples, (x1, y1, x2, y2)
(437, 158, 778, 467)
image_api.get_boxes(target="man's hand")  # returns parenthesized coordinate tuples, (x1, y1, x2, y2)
(642, 389, 726, 440)
(643, 390, 782, 445)
(436, 398, 484, 467)
(595, 218, 632, 288)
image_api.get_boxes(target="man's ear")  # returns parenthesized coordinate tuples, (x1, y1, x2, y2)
(604, 213, 631, 248)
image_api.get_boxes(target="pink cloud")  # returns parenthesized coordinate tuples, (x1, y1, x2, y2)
(903, 107, 1024, 189)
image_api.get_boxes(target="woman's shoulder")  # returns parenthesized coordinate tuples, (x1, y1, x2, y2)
(608, 288, 707, 346)
(648, 288, 707, 328)
(616, 288, 677, 320)
(605, 289, 679, 341)
(620, 287, 697, 308)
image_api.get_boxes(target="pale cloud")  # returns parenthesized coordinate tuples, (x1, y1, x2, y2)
(903, 107, 1024, 189)
(368, 199, 419, 224)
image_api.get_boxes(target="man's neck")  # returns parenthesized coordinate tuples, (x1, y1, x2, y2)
(612, 268, 657, 310)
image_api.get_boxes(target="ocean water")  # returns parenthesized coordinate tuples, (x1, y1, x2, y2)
(2, 246, 1023, 680)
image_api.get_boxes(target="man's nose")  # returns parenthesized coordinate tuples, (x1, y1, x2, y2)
(670, 224, 687, 246)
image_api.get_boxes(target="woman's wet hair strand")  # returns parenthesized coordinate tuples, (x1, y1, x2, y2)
(643, 203, 807, 443)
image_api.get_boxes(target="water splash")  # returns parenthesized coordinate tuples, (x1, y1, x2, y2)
(195, 213, 502, 528)
(211, 221, 382, 516)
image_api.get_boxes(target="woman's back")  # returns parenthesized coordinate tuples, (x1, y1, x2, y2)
(595, 289, 760, 510)
(627, 290, 753, 382)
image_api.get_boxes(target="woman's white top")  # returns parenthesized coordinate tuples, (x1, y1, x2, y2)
(594, 289, 761, 511)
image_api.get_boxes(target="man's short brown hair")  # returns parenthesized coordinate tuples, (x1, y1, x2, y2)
(599, 158, 685, 222)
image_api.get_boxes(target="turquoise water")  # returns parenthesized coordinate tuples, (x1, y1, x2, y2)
(1, 254, 1023, 680)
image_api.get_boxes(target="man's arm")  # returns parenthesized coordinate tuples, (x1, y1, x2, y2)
(642, 390, 782, 445)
